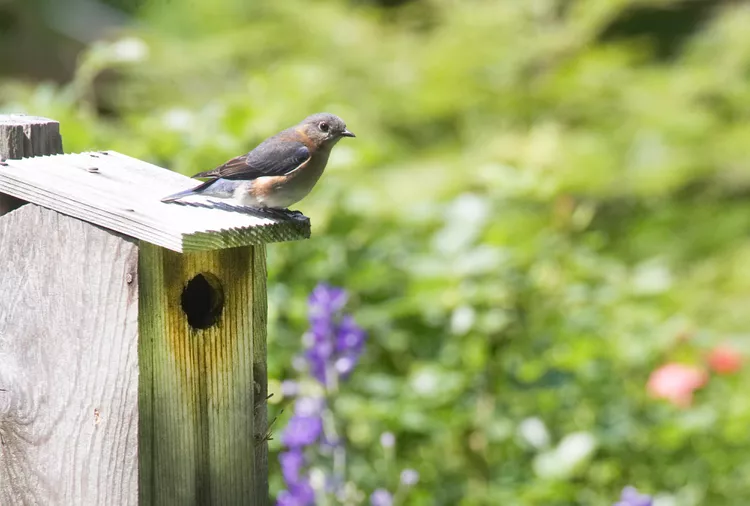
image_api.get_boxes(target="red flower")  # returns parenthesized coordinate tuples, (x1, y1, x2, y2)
(647, 363, 708, 408)
(707, 345, 743, 375)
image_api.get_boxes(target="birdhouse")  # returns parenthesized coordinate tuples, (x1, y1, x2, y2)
(0, 115, 310, 505)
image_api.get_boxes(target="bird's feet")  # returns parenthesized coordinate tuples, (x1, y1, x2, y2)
(181, 199, 307, 221)
(281, 208, 307, 221)
(235, 206, 306, 221)
(261, 207, 306, 221)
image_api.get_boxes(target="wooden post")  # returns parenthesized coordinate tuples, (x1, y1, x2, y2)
(0, 115, 63, 215)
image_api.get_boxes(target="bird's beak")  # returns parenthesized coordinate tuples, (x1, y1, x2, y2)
(341, 129, 356, 138)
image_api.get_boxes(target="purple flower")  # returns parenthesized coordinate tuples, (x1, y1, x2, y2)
(277, 478, 315, 506)
(400, 469, 419, 486)
(279, 450, 305, 485)
(302, 283, 367, 386)
(278, 284, 372, 505)
(614, 486, 653, 506)
(281, 414, 322, 448)
(370, 488, 394, 506)
(304, 337, 334, 385)
(334, 356, 357, 377)
(336, 315, 366, 353)
(308, 284, 348, 324)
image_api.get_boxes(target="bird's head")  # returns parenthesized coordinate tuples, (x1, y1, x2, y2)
(298, 113, 355, 148)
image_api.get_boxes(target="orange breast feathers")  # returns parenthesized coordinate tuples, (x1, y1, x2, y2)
(248, 175, 289, 198)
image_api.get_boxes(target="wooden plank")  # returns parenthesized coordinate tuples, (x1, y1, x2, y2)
(0, 115, 63, 215)
(138, 242, 264, 505)
(251, 244, 269, 505)
(0, 204, 139, 506)
(0, 151, 310, 252)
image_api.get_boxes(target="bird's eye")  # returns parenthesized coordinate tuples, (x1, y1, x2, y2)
(318, 122, 329, 132)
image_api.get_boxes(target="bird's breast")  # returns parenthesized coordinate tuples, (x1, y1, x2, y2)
(291, 151, 329, 185)
(243, 153, 329, 208)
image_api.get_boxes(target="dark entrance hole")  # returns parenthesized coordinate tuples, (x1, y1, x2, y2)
(181, 273, 225, 329)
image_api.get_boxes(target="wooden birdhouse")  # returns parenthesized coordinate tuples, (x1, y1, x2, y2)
(0, 115, 310, 505)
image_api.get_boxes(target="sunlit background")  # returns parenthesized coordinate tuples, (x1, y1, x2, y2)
(2, 0, 750, 504)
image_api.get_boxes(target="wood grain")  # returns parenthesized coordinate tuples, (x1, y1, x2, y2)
(0, 205, 139, 506)
(138, 242, 267, 505)
(0, 115, 63, 215)
(0, 150, 310, 252)
(252, 244, 269, 505)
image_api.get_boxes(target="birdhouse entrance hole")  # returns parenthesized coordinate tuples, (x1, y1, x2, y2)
(181, 273, 225, 329)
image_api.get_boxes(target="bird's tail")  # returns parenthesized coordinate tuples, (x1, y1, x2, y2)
(161, 179, 217, 203)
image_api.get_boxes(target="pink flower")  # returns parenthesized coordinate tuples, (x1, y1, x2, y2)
(647, 363, 708, 408)
(707, 345, 743, 375)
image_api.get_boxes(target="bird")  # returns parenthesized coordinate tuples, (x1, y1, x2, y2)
(161, 112, 355, 210)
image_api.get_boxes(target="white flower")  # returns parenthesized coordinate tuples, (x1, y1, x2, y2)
(400, 469, 419, 486)
(517, 417, 550, 449)
(110, 37, 149, 63)
(380, 432, 395, 448)
(162, 108, 194, 132)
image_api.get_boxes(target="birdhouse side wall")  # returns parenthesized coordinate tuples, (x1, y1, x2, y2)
(138, 242, 268, 506)
(0, 204, 139, 505)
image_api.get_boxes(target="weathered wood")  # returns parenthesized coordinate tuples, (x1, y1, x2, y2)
(0, 150, 310, 252)
(0, 115, 63, 215)
(138, 241, 266, 505)
(0, 115, 63, 159)
(0, 115, 278, 505)
(252, 244, 269, 504)
(0, 205, 139, 506)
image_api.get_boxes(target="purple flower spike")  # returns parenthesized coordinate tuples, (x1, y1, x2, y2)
(370, 489, 394, 506)
(614, 486, 653, 506)
(301, 283, 367, 386)
(281, 414, 323, 448)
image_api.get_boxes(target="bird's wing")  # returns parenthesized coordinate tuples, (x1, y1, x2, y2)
(192, 141, 311, 180)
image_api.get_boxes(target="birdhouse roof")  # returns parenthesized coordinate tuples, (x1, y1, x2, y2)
(0, 151, 310, 252)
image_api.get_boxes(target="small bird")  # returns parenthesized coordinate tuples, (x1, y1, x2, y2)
(161, 112, 355, 210)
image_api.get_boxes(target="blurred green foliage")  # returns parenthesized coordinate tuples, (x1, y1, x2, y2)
(3, 0, 750, 504)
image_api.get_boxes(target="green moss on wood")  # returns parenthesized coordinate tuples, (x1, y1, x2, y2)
(138, 241, 267, 505)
